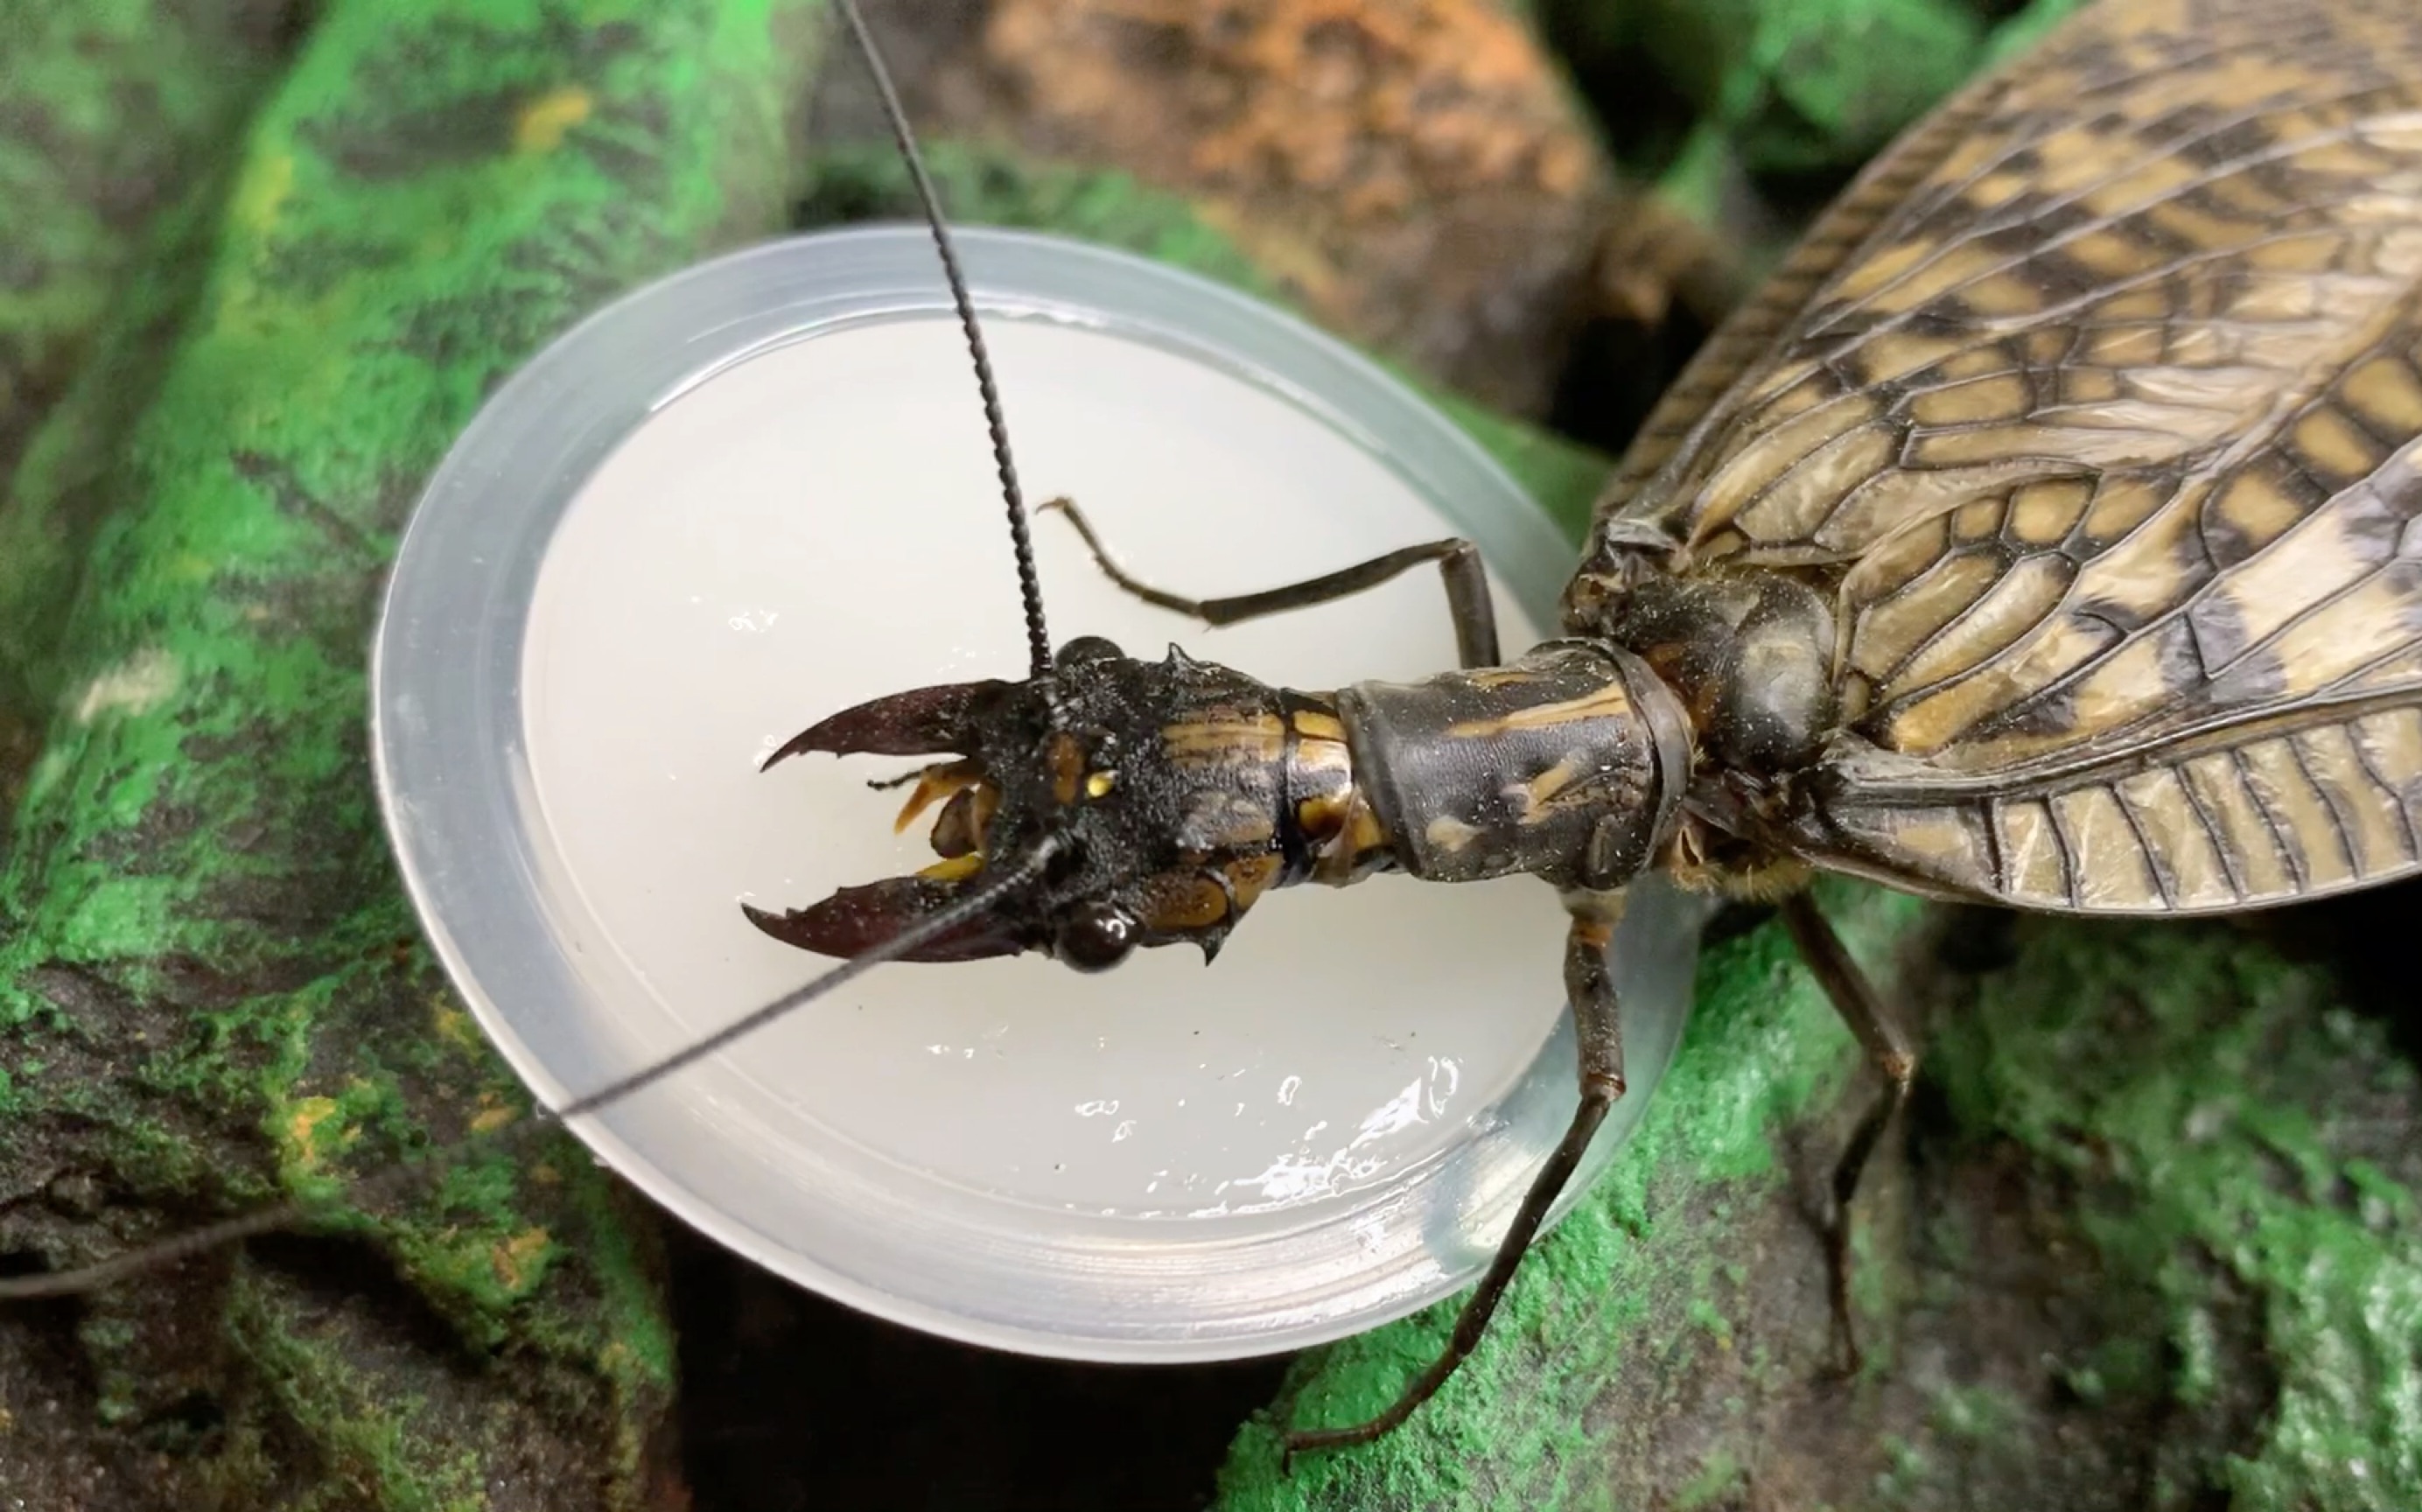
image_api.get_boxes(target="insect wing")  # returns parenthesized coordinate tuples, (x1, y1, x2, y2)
(1582, 0, 2422, 915)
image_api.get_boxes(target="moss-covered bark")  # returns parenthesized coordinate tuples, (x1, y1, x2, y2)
(1212, 888, 2422, 1510)
(0, 1, 825, 1505)
(0, 0, 305, 805)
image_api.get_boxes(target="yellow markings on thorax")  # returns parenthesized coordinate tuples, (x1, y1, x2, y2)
(491, 1228, 553, 1291)
(1425, 815, 1482, 854)
(1446, 681, 1635, 738)
(1289, 706, 1348, 741)
(1161, 713, 1285, 765)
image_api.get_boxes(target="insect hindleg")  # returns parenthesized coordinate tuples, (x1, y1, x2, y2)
(1778, 890, 1915, 1371)
(1040, 496, 1500, 668)
(1284, 892, 1627, 1458)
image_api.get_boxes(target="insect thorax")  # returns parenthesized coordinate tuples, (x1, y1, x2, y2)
(1337, 641, 1693, 892)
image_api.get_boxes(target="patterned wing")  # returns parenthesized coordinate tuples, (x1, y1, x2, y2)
(1798, 247, 2422, 914)
(1591, 0, 2422, 569)
(1585, 0, 2422, 914)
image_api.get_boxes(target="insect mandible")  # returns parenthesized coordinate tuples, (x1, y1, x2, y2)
(11, 0, 2422, 1466)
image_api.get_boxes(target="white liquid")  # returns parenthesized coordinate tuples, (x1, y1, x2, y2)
(522, 317, 1571, 1217)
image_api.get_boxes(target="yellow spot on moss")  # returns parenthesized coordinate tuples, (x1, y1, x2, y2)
(469, 1096, 516, 1135)
(530, 1163, 560, 1186)
(73, 648, 179, 724)
(284, 1096, 341, 1167)
(492, 1227, 552, 1289)
(233, 152, 296, 235)
(430, 1000, 480, 1050)
(515, 87, 592, 152)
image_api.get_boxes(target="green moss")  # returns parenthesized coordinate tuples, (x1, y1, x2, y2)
(1214, 884, 1926, 1509)
(1939, 922, 2422, 1508)
(1, 0, 822, 1500)
(0, 3, 299, 811)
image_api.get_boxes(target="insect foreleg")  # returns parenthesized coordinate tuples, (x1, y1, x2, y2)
(1284, 892, 1628, 1458)
(1778, 890, 1915, 1373)
(1040, 496, 1501, 668)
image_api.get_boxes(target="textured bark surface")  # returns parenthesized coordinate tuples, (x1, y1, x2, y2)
(0, 2, 825, 1505)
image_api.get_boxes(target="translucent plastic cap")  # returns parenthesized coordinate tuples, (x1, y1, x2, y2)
(373, 228, 1704, 1362)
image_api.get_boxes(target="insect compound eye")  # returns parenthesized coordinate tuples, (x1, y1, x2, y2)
(1054, 900, 1139, 973)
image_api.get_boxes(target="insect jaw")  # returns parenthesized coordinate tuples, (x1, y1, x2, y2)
(751, 643, 1359, 970)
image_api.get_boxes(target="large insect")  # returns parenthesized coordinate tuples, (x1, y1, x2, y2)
(744, 0, 2422, 1452)
(11, 0, 2422, 1466)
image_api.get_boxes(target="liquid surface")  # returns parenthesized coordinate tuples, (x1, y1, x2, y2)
(522, 315, 1570, 1216)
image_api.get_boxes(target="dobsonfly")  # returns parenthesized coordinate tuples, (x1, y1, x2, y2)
(14, 0, 2422, 1465)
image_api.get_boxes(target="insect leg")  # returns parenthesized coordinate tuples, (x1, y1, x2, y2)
(1284, 895, 1626, 1458)
(1040, 496, 1500, 668)
(1777, 890, 1915, 1372)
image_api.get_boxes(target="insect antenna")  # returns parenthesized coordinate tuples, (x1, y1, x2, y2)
(0, 3, 1074, 1304)
(0, 839, 1060, 1300)
(834, 0, 1054, 684)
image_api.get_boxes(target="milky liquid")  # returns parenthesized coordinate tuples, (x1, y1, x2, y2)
(521, 316, 1572, 1217)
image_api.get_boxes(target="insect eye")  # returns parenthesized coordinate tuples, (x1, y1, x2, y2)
(1055, 900, 1138, 973)
(1084, 770, 1116, 799)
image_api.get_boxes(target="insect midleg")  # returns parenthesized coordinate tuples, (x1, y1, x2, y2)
(1284, 890, 1629, 1456)
(1040, 495, 1502, 668)
(1779, 891, 1917, 1371)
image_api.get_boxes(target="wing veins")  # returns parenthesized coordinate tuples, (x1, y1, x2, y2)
(1835, 679, 2422, 801)
(2232, 743, 2310, 891)
(2286, 727, 2365, 878)
(2180, 757, 2252, 898)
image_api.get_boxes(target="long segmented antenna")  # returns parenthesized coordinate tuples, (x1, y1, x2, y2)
(0, 840, 1059, 1300)
(835, 0, 1054, 683)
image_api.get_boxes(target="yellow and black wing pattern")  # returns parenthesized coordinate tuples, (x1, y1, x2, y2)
(1588, 0, 2422, 914)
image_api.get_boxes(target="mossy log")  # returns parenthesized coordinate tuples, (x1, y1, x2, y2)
(0, 1, 823, 1505)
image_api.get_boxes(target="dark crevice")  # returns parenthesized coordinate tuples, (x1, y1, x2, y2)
(668, 1222, 1290, 1510)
